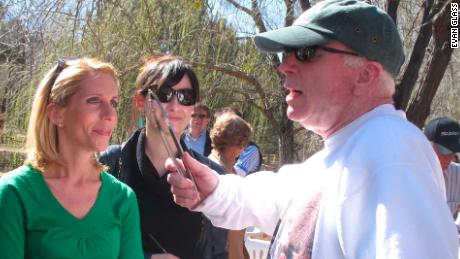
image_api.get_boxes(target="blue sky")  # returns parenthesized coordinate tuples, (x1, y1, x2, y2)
(209, 0, 289, 36)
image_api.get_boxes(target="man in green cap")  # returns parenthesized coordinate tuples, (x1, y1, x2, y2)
(167, 0, 458, 258)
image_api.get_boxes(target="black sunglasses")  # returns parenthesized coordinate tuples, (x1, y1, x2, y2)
(283, 45, 360, 62)
(147, 85, 197, 106)
(49, 59, 69, 86)
(47, 58, 78, 103)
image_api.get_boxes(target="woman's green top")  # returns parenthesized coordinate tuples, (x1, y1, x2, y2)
(0, 165, 143, 259)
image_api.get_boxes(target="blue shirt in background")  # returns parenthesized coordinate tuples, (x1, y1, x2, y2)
(234, 143, 261, 176)
(184, 130, 208, 156)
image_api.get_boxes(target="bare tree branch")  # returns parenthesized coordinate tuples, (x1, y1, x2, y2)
(189, 61, 268, 103)
(299, 0, 311, 11)
(226, 0, 267, 33)
(406, 0, 454, 127)
(142, 0, 156, 34)
(71, 0, 83, 50)
(394, 0, 434, 110)
(284, 0, 295, 26)
(189, 61, 282, 134)
(223, 0, 294, 164)
(385, 0, 400, 24)
(105, 0, 154, 53)
(226, 0, 252, 15)
(251, 0, 266, 32)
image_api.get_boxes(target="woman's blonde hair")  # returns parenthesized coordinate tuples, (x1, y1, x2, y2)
(25, 58, 118, 171)
(210, 113, 252, 151)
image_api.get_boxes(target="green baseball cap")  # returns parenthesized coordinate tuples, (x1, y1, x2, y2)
(254, 0, 405, 76)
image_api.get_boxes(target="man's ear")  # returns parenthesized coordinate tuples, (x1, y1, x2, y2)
(204, 116, 211, 125)
(353, 61, 382, 95)
(46, 103, 65, 127)
(134, 93, 145, 113)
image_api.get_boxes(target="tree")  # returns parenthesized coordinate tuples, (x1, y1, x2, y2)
(0, 3, 29, 137)
(202, 0, 458, 166)
(0, 0, 458, 170)
(195, 0, 309, 165)
(392, 0, 456, 128)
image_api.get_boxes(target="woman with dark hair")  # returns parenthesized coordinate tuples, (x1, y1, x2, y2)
(0, 58, 143, 258)
(99, 55, 227, 259)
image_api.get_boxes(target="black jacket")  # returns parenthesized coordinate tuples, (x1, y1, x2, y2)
(203, 130, 212, 157)
(181, 130, 212, 157)
(99, 128, 227, 259)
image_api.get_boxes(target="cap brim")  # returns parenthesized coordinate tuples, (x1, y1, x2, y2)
(435, 143, 455, 155)
(254, 25, 332, 53)
(448, 141, 460, 153)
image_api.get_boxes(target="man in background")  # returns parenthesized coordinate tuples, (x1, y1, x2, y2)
(183, 103, 212, 156)
(424, 116, 460, 216)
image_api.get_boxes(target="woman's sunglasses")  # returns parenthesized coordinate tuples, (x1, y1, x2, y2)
(146, 85, 197, 106)
(47, 58, 78, 103)
(283, 45, 359, 62)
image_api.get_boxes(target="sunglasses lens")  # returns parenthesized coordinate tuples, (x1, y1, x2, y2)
(177, 89, 196, 106)
(295, 47, 316, 62)
(157, 87, 173, 103)
(155, 87, 196, 106)
(282, 46, 317, 62)
(283, 47, 316, 62)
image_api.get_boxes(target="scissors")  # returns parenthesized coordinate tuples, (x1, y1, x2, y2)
(146, 89, 200, 199)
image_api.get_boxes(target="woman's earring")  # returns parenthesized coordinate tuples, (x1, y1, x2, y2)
(58, 123, 63, 128)
(138, 116, 144, 128)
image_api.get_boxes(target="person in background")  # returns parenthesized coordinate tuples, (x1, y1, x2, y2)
(208, 112, 252, 259)
(99, 55, 227, 259)
(0, 58, 143, 258)
(234, 141, 263, 176)
(167, 0, 458, 258)
(215, 106, 262, 176)
(183, 103, 212, 156)
(424, 116, 460, 217)
(209, 113, 252, 174)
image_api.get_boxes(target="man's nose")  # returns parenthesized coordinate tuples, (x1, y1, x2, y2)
(278, 53, 297, 76)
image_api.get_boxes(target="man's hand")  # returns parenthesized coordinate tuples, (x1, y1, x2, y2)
(166, 152, 219, 209)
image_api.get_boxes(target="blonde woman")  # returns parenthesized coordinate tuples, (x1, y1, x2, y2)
(0, 58, 143, 258)
(208, 112, 252, 259)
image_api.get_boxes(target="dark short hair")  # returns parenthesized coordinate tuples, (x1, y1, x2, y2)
(136, 55, 199, 100)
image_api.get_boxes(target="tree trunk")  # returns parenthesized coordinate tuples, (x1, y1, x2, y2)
(299, 0, 311, 12)
(385, 0, 401, 23)
(0, 112, 5, 136)
(393, 0, 434, 110)
(278, 101, 295, 165)
(406, 0, 454, 128)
